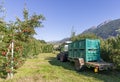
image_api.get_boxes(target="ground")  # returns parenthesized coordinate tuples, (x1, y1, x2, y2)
(1, 53, 120, 82)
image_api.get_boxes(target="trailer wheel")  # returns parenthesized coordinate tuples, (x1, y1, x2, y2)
(74, 58, 85, 71)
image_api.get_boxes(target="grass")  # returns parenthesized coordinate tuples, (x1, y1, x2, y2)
(0, 53, 120, 82)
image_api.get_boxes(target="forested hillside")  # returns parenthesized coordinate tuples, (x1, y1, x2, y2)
(82, 19, 120, 39)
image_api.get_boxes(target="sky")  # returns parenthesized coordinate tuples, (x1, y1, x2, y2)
(2, 0, 120, 41)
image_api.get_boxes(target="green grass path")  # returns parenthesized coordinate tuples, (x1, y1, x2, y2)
(1, 53, 120, 82)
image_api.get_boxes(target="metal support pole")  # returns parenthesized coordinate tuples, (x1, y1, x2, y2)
(7, 41, 14, 79)
(11, 41, 14, 78)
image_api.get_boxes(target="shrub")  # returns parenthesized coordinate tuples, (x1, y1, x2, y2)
(100, 36, 120, 70)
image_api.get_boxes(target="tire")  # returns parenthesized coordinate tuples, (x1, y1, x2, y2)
(60, 52, 67, 62)
(74, 58, 84, 71)
(60, 53, 64, 62)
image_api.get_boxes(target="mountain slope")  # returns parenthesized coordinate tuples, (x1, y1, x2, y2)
(82, 19, 120, 39)
(48, 37, 70, 45)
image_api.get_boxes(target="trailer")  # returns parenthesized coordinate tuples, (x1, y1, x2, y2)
(57, 39, 114, 72)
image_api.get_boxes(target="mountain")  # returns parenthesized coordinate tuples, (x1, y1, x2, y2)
(82, 26, 97, 34)
(49, 18, 120, 45)
(47, 38, 70, 49)
(82, 19, 120, 39)
(47, 37, 70, 45)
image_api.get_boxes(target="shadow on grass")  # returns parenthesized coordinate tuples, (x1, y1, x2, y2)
(46, 57, 120, 82)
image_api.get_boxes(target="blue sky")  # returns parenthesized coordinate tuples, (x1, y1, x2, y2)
(3, 0, 120, 41)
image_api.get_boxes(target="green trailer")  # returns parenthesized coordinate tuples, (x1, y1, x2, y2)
(68, 39, 100, 62)
(57, 39, 114, 72)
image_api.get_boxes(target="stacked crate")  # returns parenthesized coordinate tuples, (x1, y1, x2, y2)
(68, 39, 100, 62)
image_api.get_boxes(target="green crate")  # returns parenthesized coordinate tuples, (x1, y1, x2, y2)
(77, 49, 85, 58)
(68, 39, 100, 62)
(68, 50, 73, 58)
(73, 49, 78, 58)
(78, 40, 85, 49)
(68, 43, 73, 50)
(86, 39, 100, 49)
(86, 48, 100, 62)
(72, 41, 79, 49)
